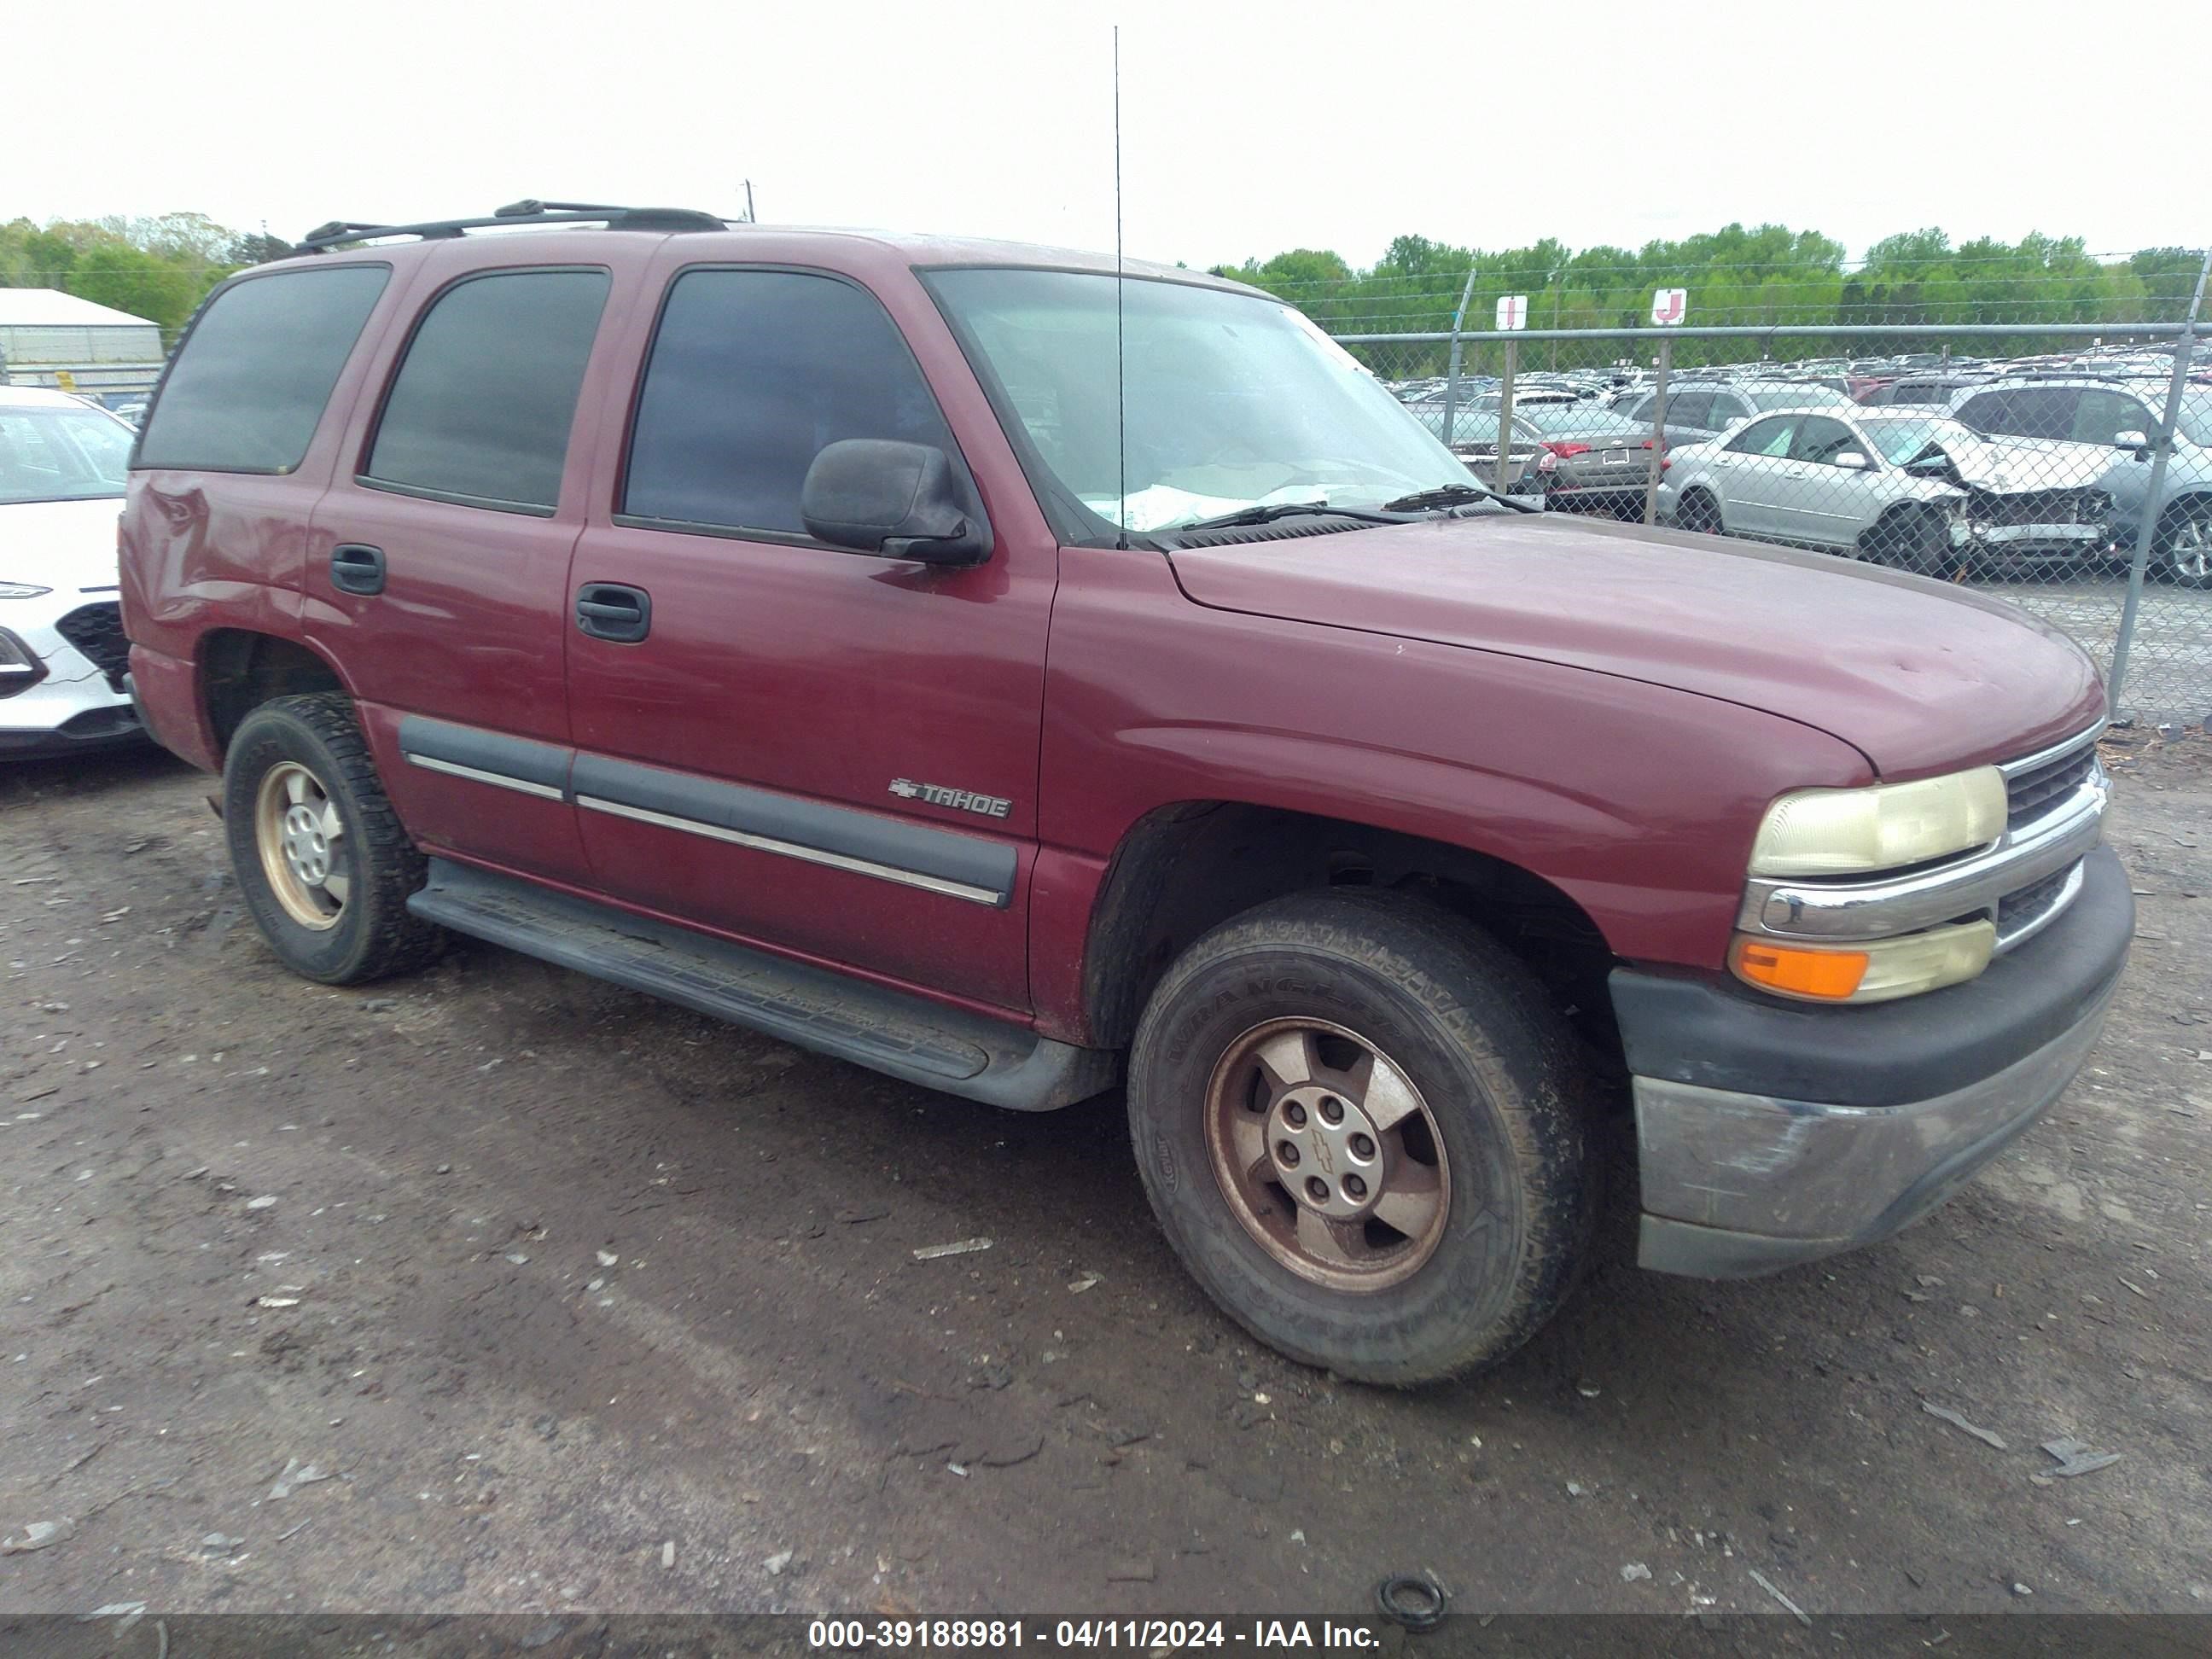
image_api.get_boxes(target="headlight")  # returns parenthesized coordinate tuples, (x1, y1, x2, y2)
(1731, 920, 1996, 1004)
(0, 582, 53, 599)
(1749, 767, 2005, 877)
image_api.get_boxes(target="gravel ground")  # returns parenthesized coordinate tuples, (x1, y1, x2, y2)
(1954, 574, 2210, 723)
(2, 731, 2208, 1621)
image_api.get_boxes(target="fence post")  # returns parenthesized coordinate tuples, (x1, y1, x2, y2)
(1441, 265, 1479, 451)
(1493, 340, 1519, 495)
(2108, 248, 2211, 719)
(1642, 336, 1674, 527)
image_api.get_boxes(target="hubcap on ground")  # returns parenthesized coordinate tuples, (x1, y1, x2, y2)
(254, 761, 350, 931)
(1205, 1017, 1452, 1291)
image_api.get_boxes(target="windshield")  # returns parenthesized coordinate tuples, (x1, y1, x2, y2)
(1860, 416, 1979, 465)
(0, 405, 132, 504)
(928, 270, 1473, 533)
(1748, 385, 1854, 412)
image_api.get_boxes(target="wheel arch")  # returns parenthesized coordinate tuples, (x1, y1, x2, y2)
(200, 628, 352, 758)
(1076, 799, 1621, 1063)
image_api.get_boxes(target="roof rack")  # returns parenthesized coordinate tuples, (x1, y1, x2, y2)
(294, 200, 726, 254)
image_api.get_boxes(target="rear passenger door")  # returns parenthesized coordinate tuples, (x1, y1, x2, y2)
(304, 259, 614, 886)
(1708, 415, 1800, 537)
(562, 263, 1053, 1015)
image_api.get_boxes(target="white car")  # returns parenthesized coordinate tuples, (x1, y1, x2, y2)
(0, 387, 143, 759)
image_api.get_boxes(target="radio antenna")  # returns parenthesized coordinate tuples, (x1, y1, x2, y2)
(1113, 25, 1128, 551)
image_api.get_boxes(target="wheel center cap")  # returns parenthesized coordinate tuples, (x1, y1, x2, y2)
(1268, 1086, 1384, 1220)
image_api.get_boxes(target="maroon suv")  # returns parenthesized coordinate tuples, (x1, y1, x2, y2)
(119, 202, 2129, 1383)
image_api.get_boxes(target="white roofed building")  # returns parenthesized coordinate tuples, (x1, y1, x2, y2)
(0, 289, 167, 400)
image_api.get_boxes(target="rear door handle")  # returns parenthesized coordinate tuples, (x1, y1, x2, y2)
(329, 544, 387, 597)
(576, 582, 652, 643)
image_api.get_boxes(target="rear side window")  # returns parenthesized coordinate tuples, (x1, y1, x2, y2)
(363, 268, 610, 513)
(1953, 390, 2012, 434)
(136, 265, 390, 473)
(621, 269, 958, 538)
(1964, 386, 2074, 441)
(1664, 392, 1714, 428)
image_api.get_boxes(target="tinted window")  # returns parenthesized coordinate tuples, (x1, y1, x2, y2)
(1970, 386, 2075, 441)
(364, 269, 609, 512)
(2072, 388, 2152, 445)
(1726, 416, 1797, 457)
(137, 265, 389, 473)
(1791, 416, 1864, 467)
(1664, 392, 1714, 428)
(624, 270, 956, 537)
(1953, 390, 2013, 434)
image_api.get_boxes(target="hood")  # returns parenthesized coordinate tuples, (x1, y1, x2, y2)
(0, 496, 126, 595)
(1930, 434, 2113, 492)
(1166, 513, 2105, 778)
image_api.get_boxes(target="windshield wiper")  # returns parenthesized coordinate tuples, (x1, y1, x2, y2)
(1382, 480, 1540, 515)
(1169, 500, 1406, 533)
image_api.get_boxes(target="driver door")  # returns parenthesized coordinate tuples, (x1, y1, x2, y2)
(562, 260, 1055, 1014)
(1785, 414, 1889, 549)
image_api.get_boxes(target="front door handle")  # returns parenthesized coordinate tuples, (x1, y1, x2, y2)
(576, 582, 652, 643)
(330, 544, 387, 597)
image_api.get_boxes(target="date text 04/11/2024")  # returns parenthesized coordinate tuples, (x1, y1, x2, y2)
(806, 1620, 1387, 1650)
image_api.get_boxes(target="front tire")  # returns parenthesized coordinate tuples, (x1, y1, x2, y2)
(1675, 488, 1722, 536)
(2157, 502, 2212, 589)
(223, 693, 445, 985)
(1864, 505, 1952, 576)
(1127, 890, 1598, 1385)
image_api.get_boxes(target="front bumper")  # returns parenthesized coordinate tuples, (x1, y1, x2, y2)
(1616, 843, 2132, 1278)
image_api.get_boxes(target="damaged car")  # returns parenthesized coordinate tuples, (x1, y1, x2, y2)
(1659, 407, 2112, 574)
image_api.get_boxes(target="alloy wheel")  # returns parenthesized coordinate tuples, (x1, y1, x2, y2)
(1204, 1017, 1452, 1291)
(253, 760, 350, 931)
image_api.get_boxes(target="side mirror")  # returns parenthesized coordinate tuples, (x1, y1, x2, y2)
(2114, 429, 2152, 459)
(800, 439, 990, 565)
(1835, 451, 1871, 471)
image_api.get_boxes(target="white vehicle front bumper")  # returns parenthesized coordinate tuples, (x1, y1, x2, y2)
(0, 599, 142, 759)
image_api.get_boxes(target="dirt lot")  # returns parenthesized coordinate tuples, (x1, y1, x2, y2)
(3, 730, 2209, 1621)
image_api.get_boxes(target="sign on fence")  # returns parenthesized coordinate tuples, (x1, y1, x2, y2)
(1650, 288, 1688, 326)
(1495, 294, 1528, 331)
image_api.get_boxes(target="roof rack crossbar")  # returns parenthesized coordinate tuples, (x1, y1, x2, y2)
(294, 203, 726, 254)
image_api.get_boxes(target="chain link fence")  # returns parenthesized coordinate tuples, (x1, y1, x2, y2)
(1316, 270, 2212, 725)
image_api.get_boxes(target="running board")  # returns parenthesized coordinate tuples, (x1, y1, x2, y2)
(407, 860, 1119, 1112)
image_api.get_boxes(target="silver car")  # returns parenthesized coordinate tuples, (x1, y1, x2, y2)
(1657, 407, 1969, 572)
(1659, 407, 2118, 574)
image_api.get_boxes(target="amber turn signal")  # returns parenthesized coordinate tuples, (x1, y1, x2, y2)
(1731, 938, 1870, 1001)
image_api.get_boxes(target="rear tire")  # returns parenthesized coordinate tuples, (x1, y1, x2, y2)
(1675, 489, 1723, 536)
(2156, 502, 2212, 590)
(223, 693, 445, 985)
(1126, 889, 1598, 1385)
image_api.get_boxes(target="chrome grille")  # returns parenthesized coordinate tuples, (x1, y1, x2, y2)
(2005, 742, 2098, 832)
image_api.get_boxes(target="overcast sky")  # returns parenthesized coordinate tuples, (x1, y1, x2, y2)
(15, 0, 2201, 271)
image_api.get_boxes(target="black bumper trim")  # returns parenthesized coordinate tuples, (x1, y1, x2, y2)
(1610, 843, 2133, 1109)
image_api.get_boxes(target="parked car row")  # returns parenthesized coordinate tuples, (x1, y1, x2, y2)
(1397, 344, 2209, 583)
